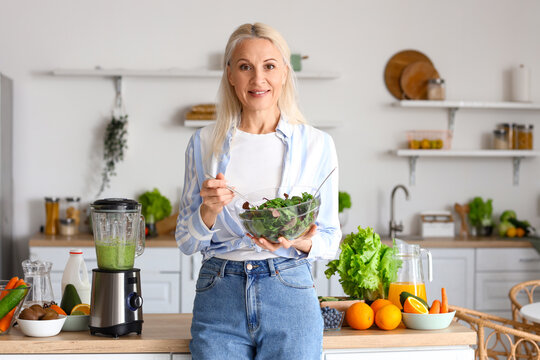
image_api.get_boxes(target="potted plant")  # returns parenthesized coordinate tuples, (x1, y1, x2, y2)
(468, 196, 494, 236)
(338, 191, 352, 228)
(138, 188, 172, 237)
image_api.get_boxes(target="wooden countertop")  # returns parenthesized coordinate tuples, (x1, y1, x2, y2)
(0, 314, 476, 354)
(30, 232, 534, 249)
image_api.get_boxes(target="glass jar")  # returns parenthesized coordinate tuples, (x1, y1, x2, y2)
(44, 197, 59, 235)
(517, 124, 534, 150)
(497, 123, 512, 149)
(63, 197, 81, 229)
(493, 129, 509, 149)
(511, 123, 519, 149)
(427, 78, 446, 100)
(21, 259, 54, 306)
(59, 218, 78, 236)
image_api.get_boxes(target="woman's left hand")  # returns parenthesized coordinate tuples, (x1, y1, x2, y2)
(247, 224, 317, 254)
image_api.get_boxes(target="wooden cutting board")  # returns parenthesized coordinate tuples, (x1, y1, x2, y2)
(384, 50, 433, 100)
(400, 61, 440, 100)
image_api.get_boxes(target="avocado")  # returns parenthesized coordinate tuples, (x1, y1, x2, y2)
(60, 284, 82, 315)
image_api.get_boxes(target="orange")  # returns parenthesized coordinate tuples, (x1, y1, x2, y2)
(516, 228, 525, 238)
(70, 303, 90, 315)
(403, 296, 429, 314)
(346, 302, 374, 330)
(506, 227, 517, 238)
(375, 304, 402, 331)
(370, 299, 393, 315)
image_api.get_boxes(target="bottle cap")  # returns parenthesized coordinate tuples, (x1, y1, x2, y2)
(69, 249, 83, 255)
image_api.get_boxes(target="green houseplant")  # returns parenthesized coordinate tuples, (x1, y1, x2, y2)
(468, 196, 494, 236)
(338, 191, 352, 228)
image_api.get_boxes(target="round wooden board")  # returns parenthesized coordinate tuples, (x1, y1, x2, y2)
(400, 61, 440, 100)
(384, 50, 433, 100)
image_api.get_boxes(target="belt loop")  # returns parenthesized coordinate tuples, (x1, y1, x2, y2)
(219, 259, 228, 278)
(267, 258, 276, 277)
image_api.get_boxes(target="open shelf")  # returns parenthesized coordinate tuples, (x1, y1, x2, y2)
(52, 68, 340, 79)
(392, 149, 540, 186)
(184, 119, 343, 129)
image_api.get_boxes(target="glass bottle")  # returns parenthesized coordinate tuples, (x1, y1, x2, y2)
(493, 129, 509, 149)
(44, 197, 60, 235)
(427, 78, 446, 100)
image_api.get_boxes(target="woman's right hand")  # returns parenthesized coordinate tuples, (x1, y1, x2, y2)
(199, 172, 234, 229)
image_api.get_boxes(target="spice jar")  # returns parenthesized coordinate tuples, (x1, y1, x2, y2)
(44, 197, 59, 235)
(517, 124, 534, 149)
(59, 218, 77, 236)
(63, 197, 81, 228)
(493, 129, 509, 149)
(427, 78, 446, 100)
(511, 123, 519, 149)
(497, 123, 512, 149)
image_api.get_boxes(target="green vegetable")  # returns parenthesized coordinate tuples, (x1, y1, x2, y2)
(400, 291, 429, 309)
(98, 115, 128, 197)
(338, 191, 352, 213)
(498, 220, 514, 237)
(500, 210, 517, 222)
(138, 188, 172, 223)
(325, 226, 402, 301)
(0, 285, 28, 320)
(468, 197, 493, 227)
(61, 284, 82, 315)
(239, 192, 320, 243)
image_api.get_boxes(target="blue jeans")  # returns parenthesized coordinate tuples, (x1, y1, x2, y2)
(190, 257, 323, 360)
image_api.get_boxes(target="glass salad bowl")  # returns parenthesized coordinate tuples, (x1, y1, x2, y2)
(236, 186, 321, 243)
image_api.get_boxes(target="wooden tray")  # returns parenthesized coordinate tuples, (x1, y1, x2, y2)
(400, 61, 440, 100)
(384, 50, 433, 100)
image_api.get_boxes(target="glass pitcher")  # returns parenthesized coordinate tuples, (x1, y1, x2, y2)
(90, 198, 145, 271)
(388, 240, 433, 309)
(21, 259, 54, 306)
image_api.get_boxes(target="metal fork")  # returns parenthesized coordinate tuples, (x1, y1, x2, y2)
(204, 173, 251, 205)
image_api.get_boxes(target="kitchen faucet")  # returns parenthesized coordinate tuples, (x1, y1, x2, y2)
(389, 184, 410, 239)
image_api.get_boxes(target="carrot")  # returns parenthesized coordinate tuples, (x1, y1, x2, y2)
(0, 279, 26, 332)
(49, 304, 66, 316)
(429, 300, 441, 314)
(441, 288, 448, 313)
(0, 277, 18, 300)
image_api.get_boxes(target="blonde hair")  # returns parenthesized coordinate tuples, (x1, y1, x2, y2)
(212, 22, 306, 156)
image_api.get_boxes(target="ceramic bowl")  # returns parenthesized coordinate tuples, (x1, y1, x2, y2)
(402, 311, 456, 330)
(62, 314, 90, 331)
(237, 186, 320, 243)
(17, 315, 66, 337)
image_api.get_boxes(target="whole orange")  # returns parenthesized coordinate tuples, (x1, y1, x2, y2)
(375, 304, 402, 331)
(370, 299, 393, 315)
(346, 302, 374, 330)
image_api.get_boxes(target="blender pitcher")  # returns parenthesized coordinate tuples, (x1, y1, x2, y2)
(388, 240, 433, 309)
(90, 198, 145, 270)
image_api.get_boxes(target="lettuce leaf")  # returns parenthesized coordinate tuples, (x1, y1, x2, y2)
(325, 226, 401, 301)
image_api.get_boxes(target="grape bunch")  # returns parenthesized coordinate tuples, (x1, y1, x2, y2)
(321, 306, 343, 330)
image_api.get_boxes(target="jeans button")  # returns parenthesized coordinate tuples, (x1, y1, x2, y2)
(246, 263, 253, 270)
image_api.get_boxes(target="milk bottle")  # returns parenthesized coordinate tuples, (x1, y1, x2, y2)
(61, 249, 91, 305)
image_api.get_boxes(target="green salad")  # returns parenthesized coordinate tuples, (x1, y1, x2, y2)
(239, 192, 320, 243)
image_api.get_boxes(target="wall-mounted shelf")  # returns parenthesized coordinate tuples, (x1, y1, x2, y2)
(184, 119, 343, 129)
(393, 100, 540, 133)
(52, 68, 341, 79)
(393, 149, 540, 186)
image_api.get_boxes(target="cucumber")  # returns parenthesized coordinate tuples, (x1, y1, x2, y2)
(0, 285, 28, 319)
(399, 291, 429, 309)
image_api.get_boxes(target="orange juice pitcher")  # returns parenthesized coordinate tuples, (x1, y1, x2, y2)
(388, 240, 433, 309)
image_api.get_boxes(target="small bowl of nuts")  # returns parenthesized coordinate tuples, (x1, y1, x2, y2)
(16, 304, 67, 337)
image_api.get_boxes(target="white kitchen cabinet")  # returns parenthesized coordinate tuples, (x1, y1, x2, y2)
(425, 248, 475, 309)
(180, 252, 202, 313)
(323, 346, 474, 359)
(312, 259, 331, 297)
(29, 246, 181, 313)
(475, 248, 540, 316)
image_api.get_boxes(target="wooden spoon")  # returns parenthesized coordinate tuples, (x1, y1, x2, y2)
(454, 203, 470, 239)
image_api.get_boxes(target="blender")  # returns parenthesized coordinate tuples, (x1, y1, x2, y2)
(89, 198, 145, 337)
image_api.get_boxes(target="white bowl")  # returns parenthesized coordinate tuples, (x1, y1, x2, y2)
(17, 315, 66, 337)
(62, 315, 89, 332)
(402, 311, 456, 330)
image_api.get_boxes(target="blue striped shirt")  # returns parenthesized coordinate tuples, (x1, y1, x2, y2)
(175, 116, 341, 261)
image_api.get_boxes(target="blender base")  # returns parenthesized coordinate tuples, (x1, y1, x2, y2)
(89, 320, 143, 338)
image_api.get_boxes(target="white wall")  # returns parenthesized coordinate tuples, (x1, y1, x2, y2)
(1, 0, 540, 266)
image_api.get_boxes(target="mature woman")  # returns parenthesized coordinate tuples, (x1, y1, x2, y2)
(175, 23, 341, 360)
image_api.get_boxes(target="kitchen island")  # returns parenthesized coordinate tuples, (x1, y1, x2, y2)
(0, 314, 476, 359)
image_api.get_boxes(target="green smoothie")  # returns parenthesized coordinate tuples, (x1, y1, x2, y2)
(95, 239, 136, 270)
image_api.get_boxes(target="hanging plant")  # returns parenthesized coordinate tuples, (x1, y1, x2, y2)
(97, 114, 128, 196)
